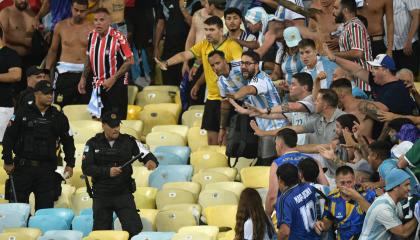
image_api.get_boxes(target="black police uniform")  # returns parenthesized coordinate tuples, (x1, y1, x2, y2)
(82, 130, 158, 237)
(1, 98, 75, 210)
(15, 87, 35, 111)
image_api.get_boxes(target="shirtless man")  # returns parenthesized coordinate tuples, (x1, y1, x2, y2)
(45, 0, 93, 107)
(358, 0, 394, 57)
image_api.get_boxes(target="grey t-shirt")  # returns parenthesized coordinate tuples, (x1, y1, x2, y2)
(303, 108, 345, 144)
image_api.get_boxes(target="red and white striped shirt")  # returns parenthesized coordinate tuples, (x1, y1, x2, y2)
(87, 27, 133, 86)
(339, 17, 372, 91)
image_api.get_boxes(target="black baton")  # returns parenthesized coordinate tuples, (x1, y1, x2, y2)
(9, 174, 18, 203)
(120, 153, 144, 169)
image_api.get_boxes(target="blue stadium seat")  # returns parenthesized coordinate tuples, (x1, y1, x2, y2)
(131, 232, 175, 240)
(153, 152, 185, 165)
(0, 209, 27, 232)
(28, 215, 69, 233)
(154, 146, 191, 163)
(39, 230, 83, 240)
(79, 208, 93, 216)
(148, 165, 193, 189)
(35, 208, 74, 228)
(0, 203, 31, 221)
(71, 214, 93, 237)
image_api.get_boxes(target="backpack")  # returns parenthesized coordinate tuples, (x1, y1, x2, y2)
(226, 113, 258, 167)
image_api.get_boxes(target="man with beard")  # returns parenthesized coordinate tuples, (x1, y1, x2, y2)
(224, 7, 257, 51)
(0, 0, 42, 94)
(331, 0, 373, 92)
(45, 0, 92, 108)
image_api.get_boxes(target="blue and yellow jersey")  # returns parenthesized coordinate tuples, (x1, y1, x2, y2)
(323, 188, 376, 240)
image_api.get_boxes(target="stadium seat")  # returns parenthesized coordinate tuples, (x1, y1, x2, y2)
(148, 165, 193, 189)
(160, 204, 201, 224)
(133, 187, 158, 209)
(192, 171, 231, 189)
(84, 230, 129, 240)
(188, 105, 205, 111)
(73, 144, 87, 167)
(139, 108, 177, 137)
(126, 105, 142, 120)
(71, 214, 93, 237)
(144, 85, 180, 93)
(54, 184, 76, 209)
(131, 231, 175, 240)
(132, 166, 152, 187)
(28, 215, 69, 233)
(35, 208, 74, 228)
(230, 157, 257, 181)
(154, 146, 191, 164)
(0, 203, 31, 222)
(71, 188, 93, 215)
(201, 167, 237, 181)
(198, 189, 238, 212)
(181, 109, 204, 128)
(153, 152, 185, 165)
(156, 210, 197, 232)
(39, 230, 83, 240)
(256, 188, 268, 205)
(240, 167, 270, 188)
(146, 131, 186, 151)
(190, 150, 228, 173)
(139, 209, 159, 231)
(2, 228, 41, 239)
(69, 120, 102, 144)
(0, 232, 34, 240)
(187, 127, 208, 152)
(203, 205, 237, 230)
(121, 120, 143, 137)
(197, 145, 226, 155)
(178, 226, 219, 240)
(204, 182, 245, 198)
(0, 172, 8, 190)
(143, 103, 181, 123)
(127, 85, 139, 105)
(0, 203, 30, 231)
(119, 125, 139, 139)
(218, 230, 235, 240)
(172, 232, 212, 240)
(152, 125, 189, 141)
(0, 184, 7, 204)
(136, 89, 175, 107)
(156, 189, 195, 210)
(63, 105, 92, 121)
(67, 168, 88, 189)
(162, 182, 201, 201)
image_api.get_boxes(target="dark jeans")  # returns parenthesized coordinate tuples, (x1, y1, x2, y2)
(393, 41, 420, 76)
(100, 83, 128, 120)
(371, 39, 387, 57)
(54, 72, 90, 108)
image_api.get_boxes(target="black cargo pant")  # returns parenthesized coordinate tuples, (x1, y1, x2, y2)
(92, 193, 143, 238)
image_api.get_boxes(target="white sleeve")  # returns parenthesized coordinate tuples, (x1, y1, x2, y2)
(217, 77, 227, 98)
(285, 0, 305, 19)
(375, 205, 402, 230)
(136, 140, 151, 156)
(407, 0, 420, 10)
(275, 46, 284, 65)
(249, 77, 268, 95)
(297, 96, 315, 113)
(244, 219, 254, 239)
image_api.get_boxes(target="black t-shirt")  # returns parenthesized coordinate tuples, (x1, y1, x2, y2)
(369, 72, 416, 115)
(0, 47, 21, 107)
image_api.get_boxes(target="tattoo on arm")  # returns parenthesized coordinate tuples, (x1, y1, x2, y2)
(358, 101, 380, 121)
(114, 59, 132, 80)
(220, 107, 231, 129)
(82, 56, 92, 78)
(281, 103, 290, 113)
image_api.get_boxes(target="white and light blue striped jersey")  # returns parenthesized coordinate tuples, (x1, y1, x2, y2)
(247, 71, 288, 131)
(284, 95, 315, 145)
(301, 56, 337, 89)
(217, 64, 248, 98)
(359, 193, 403, 240)
(277, 51, 305, 85)
(274, 0, 305, 21)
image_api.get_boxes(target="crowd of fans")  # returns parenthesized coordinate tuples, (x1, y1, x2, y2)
(1, 0, 420, 239)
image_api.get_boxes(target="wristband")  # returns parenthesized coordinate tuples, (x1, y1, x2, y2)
(193, 63, 200, 68)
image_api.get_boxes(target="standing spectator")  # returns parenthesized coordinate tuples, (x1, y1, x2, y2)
(0, 26, 21, 142)
(244, 7, 269, 48)
(274, 0, 305, 26)
(34, 0, 72, 31)
(78, 8, 133, 119)
(392, 0, 420, 76)
(359, 168, 417, 239)
(97, 0, 127, 35)
(224, 7, 257, 51)
(46, 0, 93, 108)
(332, 0, 373, 92)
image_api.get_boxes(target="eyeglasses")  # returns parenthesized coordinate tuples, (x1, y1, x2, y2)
(241, 61, 256, 66)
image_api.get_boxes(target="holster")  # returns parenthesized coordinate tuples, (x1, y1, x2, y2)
(4, 179, 11, 201)
(129, 178, 136, 193)
(53, 172, 64, 201)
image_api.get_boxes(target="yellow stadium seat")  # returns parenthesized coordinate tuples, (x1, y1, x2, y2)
(198, 189, 238, 213)
(143, 103, 181, 121)
(67, 168, 88, 189)
(63, 105, 92, 121)
(178, 226, 219, 240)
(162, 182, 201, 201)
(219, 230, 235, 240)
(197, 145, 226, 155)
(156, 209, 197, 232)
(0, 170, 8, 189)
(0, 184, 8, 203)
(144, 85, 180, 93)
(201, 168, 237, 182)
(204, 182, 245, 198)
(0, 232, 34, 240)
(121, 120, 143, 138)
(172, 232, 212, 240)
(160, 204, 202, 223)
(84, 230, 129, 240)
(72, 187, 93, 215)
(133, 187, 158, 209)
(151, 125, 189, 141)
(240, 167, 270, 188)
(132, 166, 152, 187)
(54, 184, 76, 208)
(181, 109, 204, 128)
(188, 105, 205, 111)
(187, 127, 208, 152)
(415, 82, 420, 92)
(128, 85, 139, 105)
(174, 91, 181, 105)
(146, 131, 186, 151)
(155, 188, 196, 210)
(136, 90, 175, 107)
(73, 143, 87, 167)
(192, 171, 231, 189)
(139, 108, 177, 137)
(126, 105, 142, 120)
(120, 125, 139, 139)
(204, 205, 237, 230)
(70, 120, 102, 144)
(190, 150, 228, 173)
(3, 228, 41, 239)
(139, 209, 159, 231)
(230, 157, 257, 181)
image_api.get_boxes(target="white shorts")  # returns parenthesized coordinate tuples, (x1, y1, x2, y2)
(0, 107, 14, 142)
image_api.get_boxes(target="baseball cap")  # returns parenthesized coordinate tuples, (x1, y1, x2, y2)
(385, 168, 411, 191)
(367, 54, 396, 71)
(245, 7, 267, 25)
(26, 65, 50, 77)
(283, 27, 302, 47)
(101, 111, 121, 128)
(34, 80, 53, 94)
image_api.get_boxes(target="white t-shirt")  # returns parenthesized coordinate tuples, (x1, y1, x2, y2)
(244, 219, 272, 240)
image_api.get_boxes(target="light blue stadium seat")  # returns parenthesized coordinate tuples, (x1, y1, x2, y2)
(28, 215, 69, 233)
(39, 230, 83, 240)
(71, 215, 93, 237)
(79, 208, 93, 216)
(153, 152, 185, 165)
(154, 146, 191, 163)
(148, 165, 193, 189)
(35, 208, 75, 228)
(0, 209, 27, 232)
(0, 203, 31, 221)
(131, 231, 175, 240)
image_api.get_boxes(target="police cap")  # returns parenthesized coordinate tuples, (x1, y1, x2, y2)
(34, 80, 53, 94)
(101, 111, 121, 128)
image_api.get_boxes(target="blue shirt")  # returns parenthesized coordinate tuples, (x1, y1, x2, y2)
(274, 151, 310, 167)
(277, 183, 320, 240)
(51, 0, 72, 30)
(301, 56, 337, 89)
(323, 188, 376, 240)
(378, 159, 419, 195)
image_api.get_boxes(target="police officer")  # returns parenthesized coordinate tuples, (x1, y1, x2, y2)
(15, 66, 50, 111)
(2, 80, 75, 210)
(82, 110, 158, 237)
